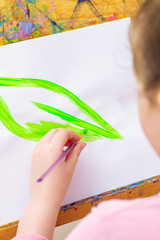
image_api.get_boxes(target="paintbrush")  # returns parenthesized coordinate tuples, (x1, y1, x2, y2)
(37, 129, 87, 182)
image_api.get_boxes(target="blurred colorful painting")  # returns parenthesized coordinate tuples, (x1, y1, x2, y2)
(0, 0, 141, 46)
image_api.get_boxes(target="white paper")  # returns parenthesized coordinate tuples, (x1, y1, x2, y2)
(0, 18, 160, 226)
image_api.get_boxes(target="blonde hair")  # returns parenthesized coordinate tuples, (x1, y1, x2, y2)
(130, 0, 160, 101)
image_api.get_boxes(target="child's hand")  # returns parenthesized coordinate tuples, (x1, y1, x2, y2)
(30, 129, 86, 207)
(17, 129, 86, 239)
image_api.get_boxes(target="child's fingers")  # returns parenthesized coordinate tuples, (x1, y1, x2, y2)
(39, 129, 58, 144)
(65, 142, 87, 168)
(49, 129, 81, 150)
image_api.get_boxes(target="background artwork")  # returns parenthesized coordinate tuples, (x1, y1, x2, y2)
(0, 0, 141, 45)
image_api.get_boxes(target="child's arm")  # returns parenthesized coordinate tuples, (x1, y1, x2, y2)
(15, 129, 86, 240)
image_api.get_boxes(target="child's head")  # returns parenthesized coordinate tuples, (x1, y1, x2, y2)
(130, 0, 160, 105)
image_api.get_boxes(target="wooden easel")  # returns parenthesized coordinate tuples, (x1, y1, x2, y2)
(1, 175, 160, 240)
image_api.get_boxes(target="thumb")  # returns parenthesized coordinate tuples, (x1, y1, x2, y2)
(65, 142, 87, 168)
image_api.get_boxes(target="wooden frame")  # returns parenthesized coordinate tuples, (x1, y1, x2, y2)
(1, 175, 160, 240)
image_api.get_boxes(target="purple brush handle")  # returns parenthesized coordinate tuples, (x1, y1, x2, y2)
(37, 141, 77, 182)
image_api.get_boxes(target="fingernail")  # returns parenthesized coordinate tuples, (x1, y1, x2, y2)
(80, 142, 87, 150)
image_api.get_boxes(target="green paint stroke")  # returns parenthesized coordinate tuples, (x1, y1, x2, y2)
(0, 77, 123, 141)
(32, 101, 118, 139)
(0, 96, 102, 142)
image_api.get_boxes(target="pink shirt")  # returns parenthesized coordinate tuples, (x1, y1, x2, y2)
(12, 195, 160, 240)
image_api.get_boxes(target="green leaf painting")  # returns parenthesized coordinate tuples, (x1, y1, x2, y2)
(0, 77, 123, 142)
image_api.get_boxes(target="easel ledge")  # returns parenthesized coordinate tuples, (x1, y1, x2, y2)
(1, 174, 160, 240)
